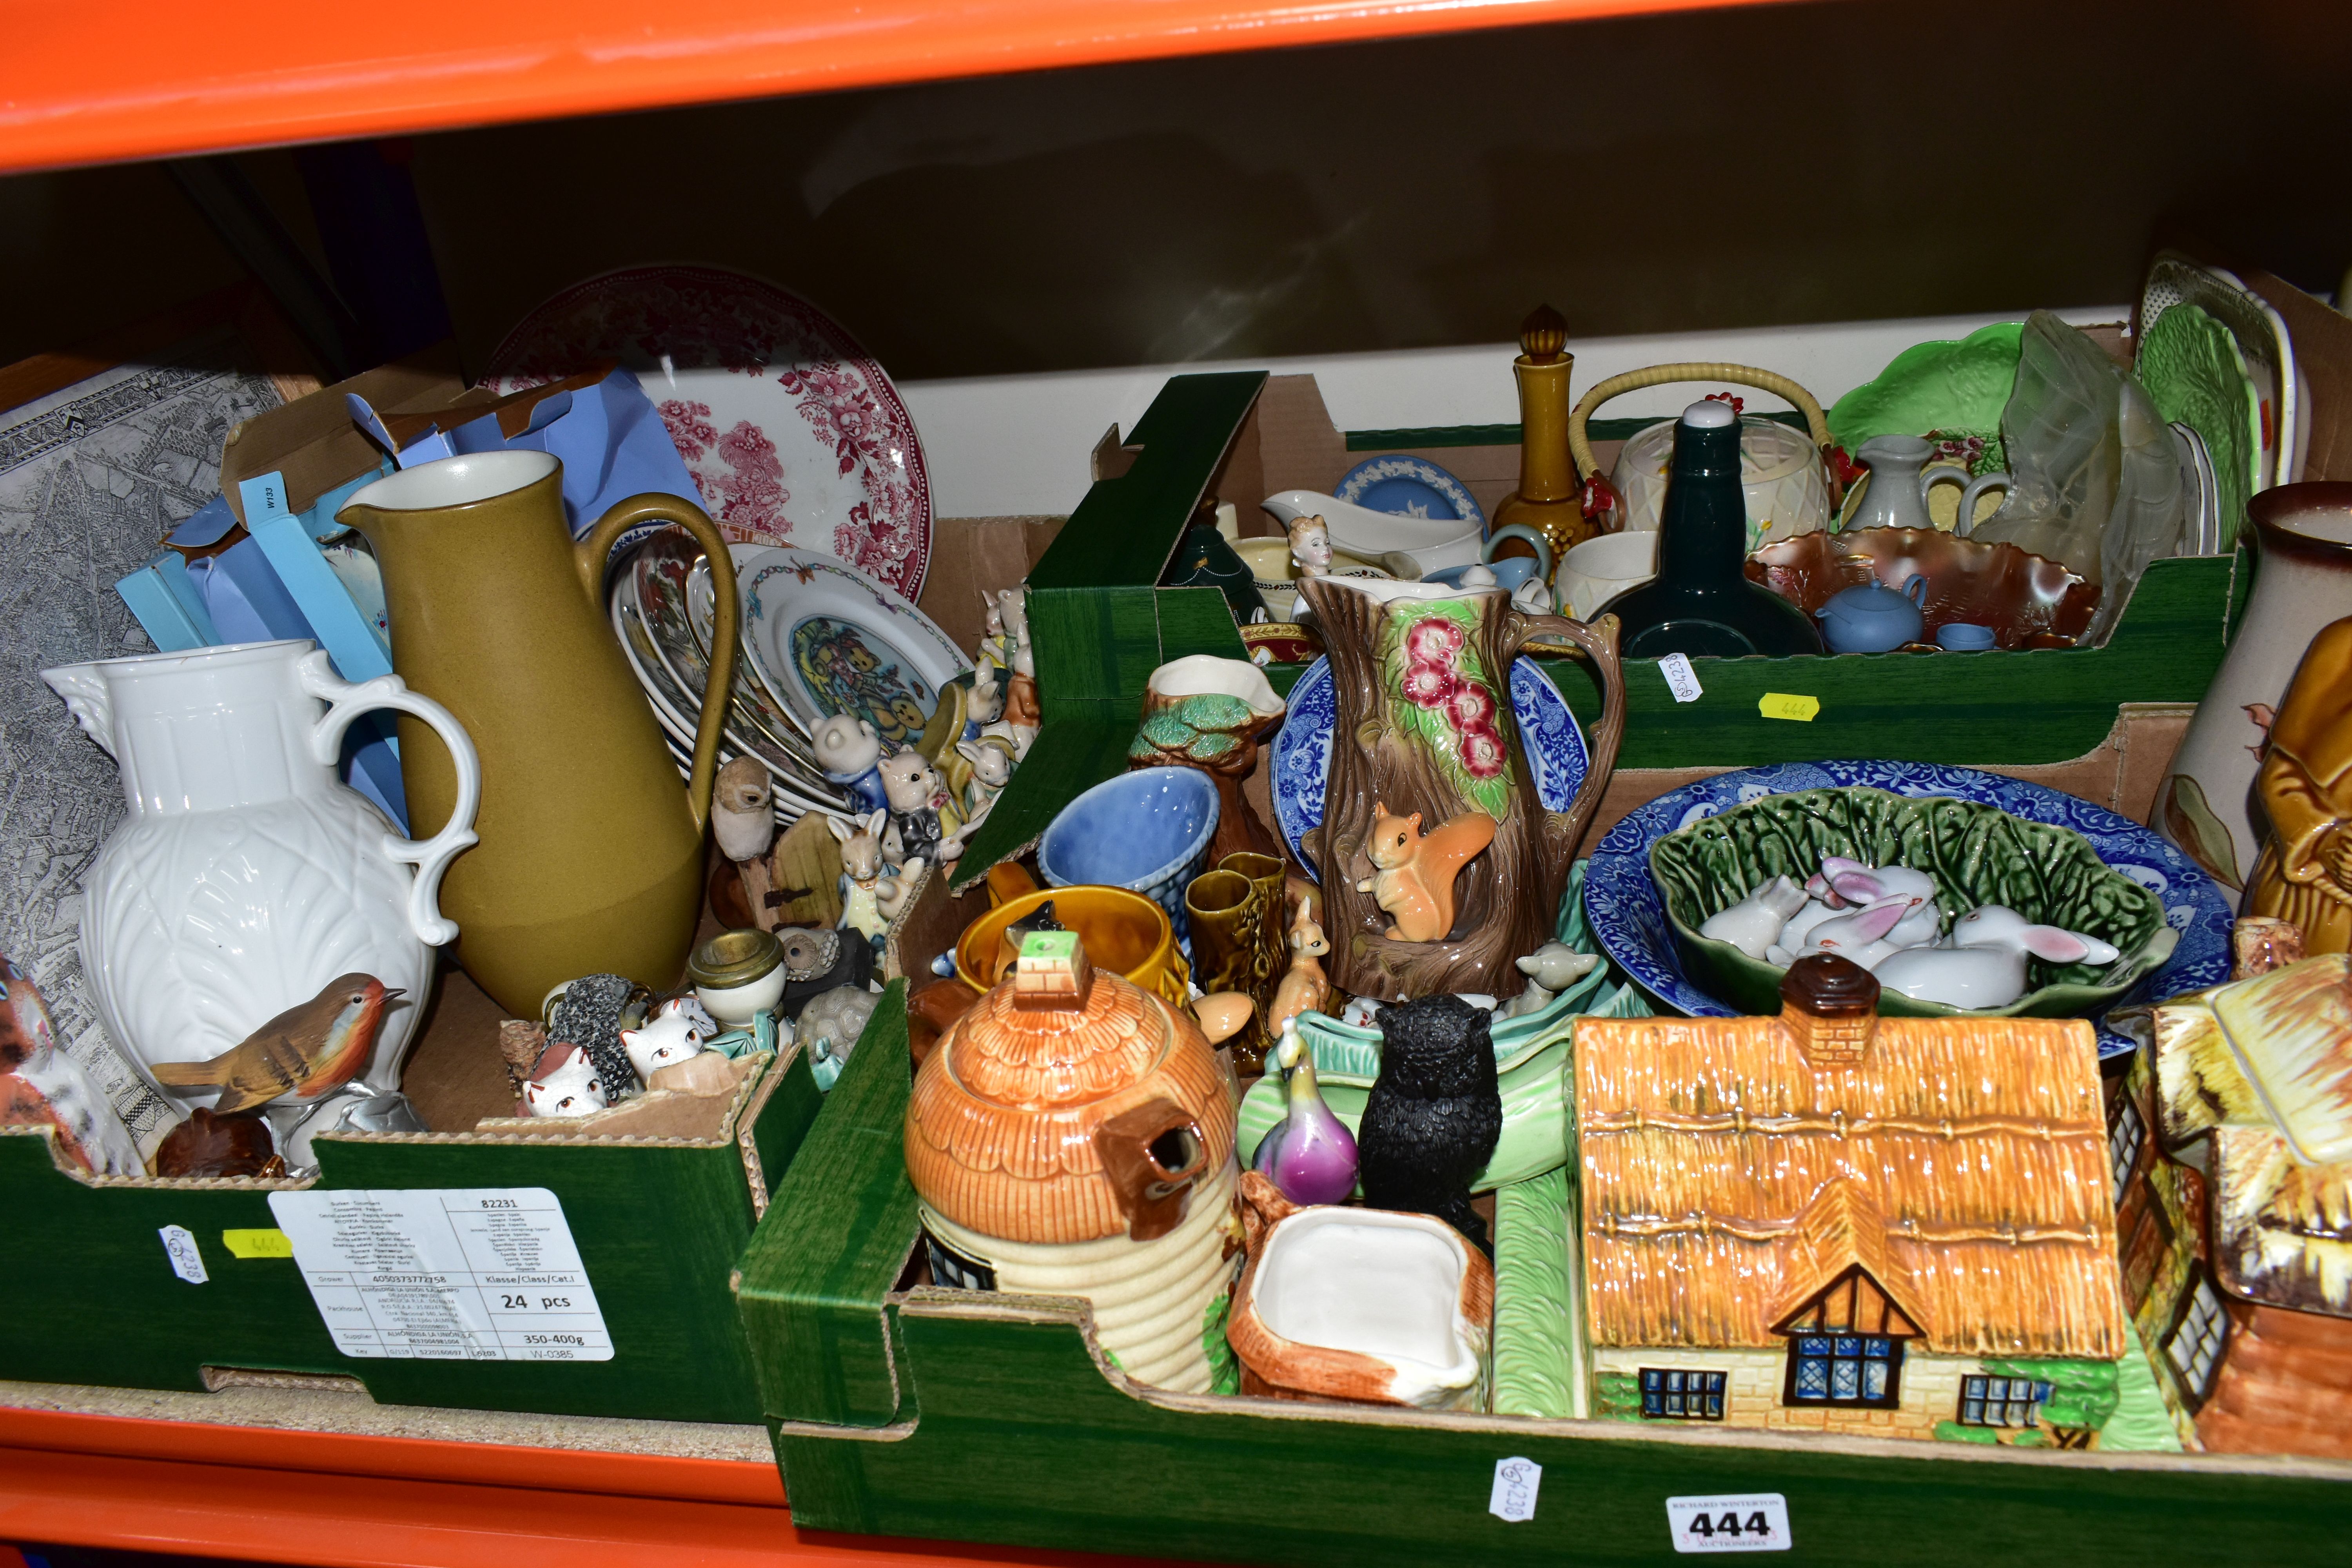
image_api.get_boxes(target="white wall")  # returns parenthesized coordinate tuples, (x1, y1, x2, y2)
(900, 306, 2128, 518)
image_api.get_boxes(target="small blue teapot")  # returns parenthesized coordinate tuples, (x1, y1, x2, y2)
(1816, 575, 1927, 654)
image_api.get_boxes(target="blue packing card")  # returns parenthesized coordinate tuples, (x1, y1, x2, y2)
(504, 368, 708, 537)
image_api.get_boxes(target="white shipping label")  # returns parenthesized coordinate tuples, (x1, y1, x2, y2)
(1659, 653, 1704, 703)
(1488, 1456, 1541, 1522)
(1667, 1495, 1791, 1553)
(269, 1188, 612, 1362)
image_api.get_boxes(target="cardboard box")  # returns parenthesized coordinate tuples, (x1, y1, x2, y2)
(734, 964, 2351, 1568)
(0, 962, 820, 1423)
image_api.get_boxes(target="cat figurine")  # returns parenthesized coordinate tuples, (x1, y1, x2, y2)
(1353, 802, 1497, 943)
(521, 1043, 608, 1118)
(620, 997, 708, 1085)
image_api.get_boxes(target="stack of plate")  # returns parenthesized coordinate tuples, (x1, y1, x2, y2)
(610, 530, 973, 828)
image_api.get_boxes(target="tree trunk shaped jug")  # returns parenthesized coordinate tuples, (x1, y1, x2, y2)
(1298, 575, 1624, 1000)
(338, 450, 738, 1016)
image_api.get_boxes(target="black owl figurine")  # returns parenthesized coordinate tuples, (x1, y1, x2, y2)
(1356, 994, 1503, 1253)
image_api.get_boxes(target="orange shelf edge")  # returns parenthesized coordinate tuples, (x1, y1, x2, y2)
(0, 1408, 1200, 1568)
(0, 0, 1791, 174)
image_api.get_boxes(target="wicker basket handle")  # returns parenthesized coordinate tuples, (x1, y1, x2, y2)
(1568, 363, 1837, 501)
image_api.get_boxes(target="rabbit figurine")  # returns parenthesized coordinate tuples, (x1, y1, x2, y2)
(1769, 896, 1911, 971)
(828, 809, 918, 954)
(1813, 857, 1943, 947)
(1873, 905, 2122, 1009)
(1698, 875, 1810, 959)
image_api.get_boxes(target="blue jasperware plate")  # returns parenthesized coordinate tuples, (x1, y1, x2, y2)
(1335, 454, 1487, 532)
(1271, 656, 1587, 878)
(1581, 760, 2233, 1058)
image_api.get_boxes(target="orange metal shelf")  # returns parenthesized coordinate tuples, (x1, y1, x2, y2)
(0, 1408, 1198, 1568)
(0, 0, 1787, 175)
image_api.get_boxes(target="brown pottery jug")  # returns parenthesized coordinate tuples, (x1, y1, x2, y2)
(339, 450, 737, 1016)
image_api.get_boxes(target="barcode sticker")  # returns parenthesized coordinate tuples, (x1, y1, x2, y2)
(1659, 653, 1703, 703)
(1666, 1494, 1791, 1553)
(1488, 1456, 1541, 1522)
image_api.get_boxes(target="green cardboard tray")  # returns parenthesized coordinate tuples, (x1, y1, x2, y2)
(2, 1032, 820, 1424)
(733, 985, 2348, 1567)
(951, 370, 2248, 887)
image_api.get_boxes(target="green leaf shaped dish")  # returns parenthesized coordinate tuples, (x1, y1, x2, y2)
(1648, 786, 2176, 1019)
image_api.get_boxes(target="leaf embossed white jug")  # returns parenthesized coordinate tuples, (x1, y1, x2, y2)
(42, 639, 480, 1109)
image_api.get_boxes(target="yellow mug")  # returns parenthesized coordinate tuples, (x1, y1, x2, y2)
(957, 884, 1191, 1011)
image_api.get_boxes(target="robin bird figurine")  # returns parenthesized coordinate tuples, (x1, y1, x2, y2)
(150, 975, 399, 1114)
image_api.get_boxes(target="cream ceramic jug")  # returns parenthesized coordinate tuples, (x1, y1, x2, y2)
(1849, 434, 2011, 534)
(42, 640, 480, 1109)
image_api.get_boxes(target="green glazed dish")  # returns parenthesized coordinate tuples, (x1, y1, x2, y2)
(1647, 786, 2174, 1019)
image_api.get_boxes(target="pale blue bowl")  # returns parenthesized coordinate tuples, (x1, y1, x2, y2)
(1039, 766, 1221, 956)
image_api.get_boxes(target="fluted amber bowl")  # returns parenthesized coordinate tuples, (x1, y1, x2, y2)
(1746, 526, 2096, 650)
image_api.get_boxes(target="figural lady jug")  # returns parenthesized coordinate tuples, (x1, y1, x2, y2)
(42, 640, 480, 1107)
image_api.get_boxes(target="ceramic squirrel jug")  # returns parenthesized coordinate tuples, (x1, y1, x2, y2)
(338, 451, 739, 1016)
(1296, 573, 1625, 1000)
(42, 640, 479, 1107)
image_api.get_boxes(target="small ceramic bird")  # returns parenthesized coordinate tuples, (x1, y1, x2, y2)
(150, 975, 399, 1114)
(1356, 994, 1502, 1253)
(712, 755, 776, 862)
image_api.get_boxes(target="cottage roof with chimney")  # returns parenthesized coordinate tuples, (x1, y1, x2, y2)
(1575, 955, 2126, 1361)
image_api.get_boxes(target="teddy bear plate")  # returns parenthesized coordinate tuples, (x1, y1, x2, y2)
(1271, 655, 1587, 879)
(723, 545, 969, 753)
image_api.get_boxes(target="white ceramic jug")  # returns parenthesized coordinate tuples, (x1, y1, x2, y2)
(1849, 434, 2011, 534)
(42, 640, 480, 1110)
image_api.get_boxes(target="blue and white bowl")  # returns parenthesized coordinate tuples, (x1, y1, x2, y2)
(1039, 767, 1221, 957)
(1581, 760, 2234, 1058)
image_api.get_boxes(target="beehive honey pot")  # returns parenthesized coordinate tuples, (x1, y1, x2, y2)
(904, 930, 1242, 1394)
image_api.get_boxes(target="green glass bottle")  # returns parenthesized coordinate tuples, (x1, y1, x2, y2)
(1596, 400, 1825, 658)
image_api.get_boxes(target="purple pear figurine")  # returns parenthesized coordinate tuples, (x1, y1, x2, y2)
(1254, 1019, 1359, 1206)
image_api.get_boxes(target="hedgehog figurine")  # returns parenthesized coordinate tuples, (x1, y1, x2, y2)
(544, 973, 652, 1104)
(1355, 994, 1502, 1254)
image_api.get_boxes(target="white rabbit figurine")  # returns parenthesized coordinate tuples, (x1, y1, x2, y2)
(1873, 905, 2122, 1009)
(1699, 875, 1810, 960)
(1814, 857, 1943, 948)
(1769, 895, 1912, 971)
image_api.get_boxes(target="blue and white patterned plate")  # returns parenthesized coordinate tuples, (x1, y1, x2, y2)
(1335, 455, 1487, 532)
(1581, 760, 2233, 1057)
(1271, 657, 1588, 878)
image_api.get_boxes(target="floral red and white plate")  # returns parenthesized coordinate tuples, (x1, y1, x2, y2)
(487, 265, 933, 601)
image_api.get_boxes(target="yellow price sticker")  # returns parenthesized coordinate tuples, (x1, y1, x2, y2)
(1758, 693, 1821, 722)
(222, 1228, 295, 1259)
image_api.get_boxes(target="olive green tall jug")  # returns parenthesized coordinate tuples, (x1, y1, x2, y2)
(339, 450, 737, 1018)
